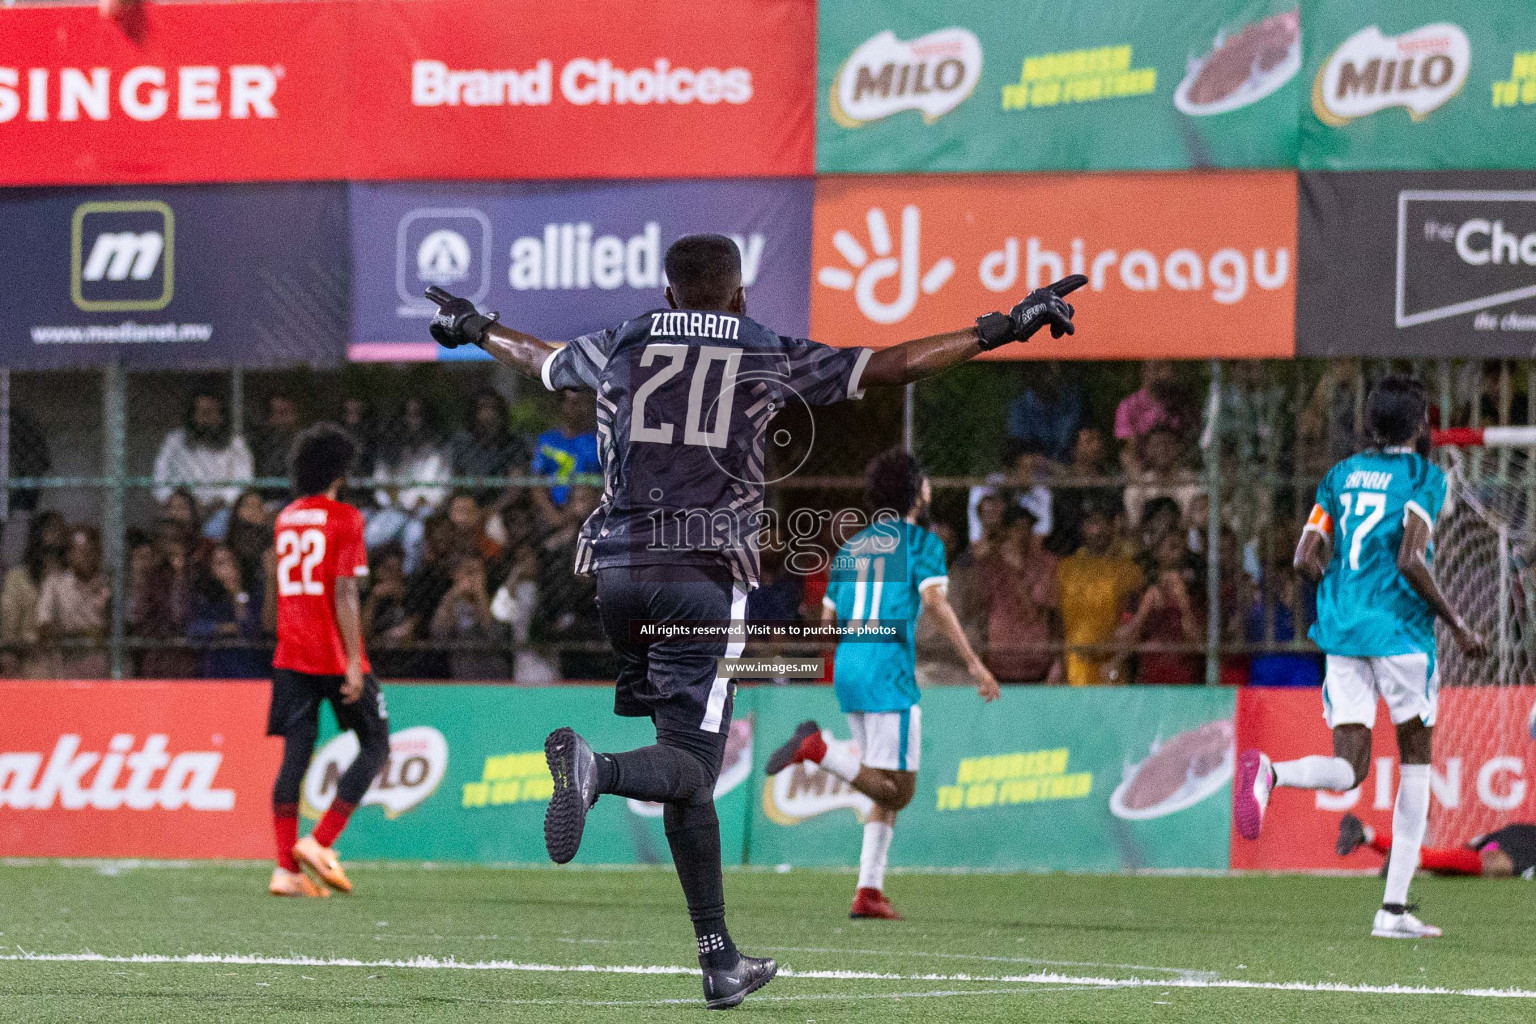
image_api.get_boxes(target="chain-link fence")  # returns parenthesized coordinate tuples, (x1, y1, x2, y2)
(0, 358, 1529, 683)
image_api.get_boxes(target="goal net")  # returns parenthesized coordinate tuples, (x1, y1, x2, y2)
(1428, 426, 1536, 844)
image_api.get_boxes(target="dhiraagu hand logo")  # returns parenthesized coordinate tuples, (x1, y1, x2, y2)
(816, 206, 953, 325)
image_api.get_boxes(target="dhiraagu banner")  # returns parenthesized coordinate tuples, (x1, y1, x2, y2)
(817, 0, 1302, 171)
(749, 686, 1237, 872)
(303, 683, 1233, 871)
(1300, 2, 1536, 170)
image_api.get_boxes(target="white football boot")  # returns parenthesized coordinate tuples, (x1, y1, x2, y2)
(1372, 907, 1442, 939)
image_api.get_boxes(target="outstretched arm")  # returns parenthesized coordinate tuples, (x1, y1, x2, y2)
(1397, 512, 1487, 658)
(478, 323, 559, 379)
(861, 276, 1087, 389)
(424, 286, 558, 379)
(861, 328, 987, 388)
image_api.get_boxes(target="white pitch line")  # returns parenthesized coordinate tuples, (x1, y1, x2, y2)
(437, 986, 1113, 1009)
(2, 952, 1535, 1000)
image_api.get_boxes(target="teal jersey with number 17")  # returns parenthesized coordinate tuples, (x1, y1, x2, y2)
(1309, 448, 1446, 658)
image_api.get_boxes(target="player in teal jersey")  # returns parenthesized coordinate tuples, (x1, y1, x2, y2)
(1235, 375, 1486, 940)
(765, 449, 998, 920)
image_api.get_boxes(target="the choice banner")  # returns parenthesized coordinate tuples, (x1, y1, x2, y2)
(1301, 3, 1536, 171)
(1232, 686, 1536, 871)
(817, 0, 1302, 172)
(1297, 171, 1536, 357)
(349, 179, 814, 361)
(0, 183, 350, 370)
(809, 172, 1297, 358)
(0, 0, 814, 186)
(0, 681, 280, 859)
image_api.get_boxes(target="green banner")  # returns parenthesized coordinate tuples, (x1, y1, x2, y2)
(816, 0, 1302, 171)
(304, 683, 1234, 872)
(1300, 3, 1536, 169)
(302, 685, 752, 866)
(749, 686, 1236, 872)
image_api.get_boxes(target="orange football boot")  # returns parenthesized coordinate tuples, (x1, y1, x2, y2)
(269, 866, 330, 898)
(292, 835, 353, 893)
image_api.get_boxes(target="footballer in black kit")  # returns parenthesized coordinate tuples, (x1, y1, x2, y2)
(425, 234, 1084, 1009)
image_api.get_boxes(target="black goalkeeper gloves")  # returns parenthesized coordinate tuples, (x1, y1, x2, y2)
(425, 286, 499, 349)
(975, 274, 1087, 351)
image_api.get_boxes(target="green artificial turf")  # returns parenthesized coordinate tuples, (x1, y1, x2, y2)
(1, 861, 1533, 1022)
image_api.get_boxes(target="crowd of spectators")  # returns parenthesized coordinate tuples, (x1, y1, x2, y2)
(5, 358, 1523, 684)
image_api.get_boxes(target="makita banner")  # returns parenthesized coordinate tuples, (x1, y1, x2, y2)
(0, 183, 349, 370)
(1297, 171, 1536, 357)
(0, 0, 814, 186)
(810, 172, 1296, 359)
(349, 179, 813, 361)
(0, 681, 279, 859)
(1232, 686, 1536, 871)
(1301, 3, 1536, 170)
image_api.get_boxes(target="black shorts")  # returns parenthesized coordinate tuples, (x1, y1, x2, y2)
(1473, 824, 1536, 876)
(267, 667, 390, 742)
(595, 564, 746, 736)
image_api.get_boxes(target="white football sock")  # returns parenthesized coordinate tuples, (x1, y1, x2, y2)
(1272, 755, 1356, 791)
(818, 732, 863, 783)
(1384, 764, 1430, 907)
(857, 821, 894, 892)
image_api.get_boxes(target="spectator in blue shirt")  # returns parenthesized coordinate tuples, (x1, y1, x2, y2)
(1006, 363, 1084, 467)
(532, 391, 600, 522)
(1246, 565, 1322, 687)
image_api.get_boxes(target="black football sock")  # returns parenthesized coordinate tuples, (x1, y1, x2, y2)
(665, 799, 737, 970)
(597, 745, 713, 803)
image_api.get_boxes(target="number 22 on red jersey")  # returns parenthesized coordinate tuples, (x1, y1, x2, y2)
(272, 496, 370, 676)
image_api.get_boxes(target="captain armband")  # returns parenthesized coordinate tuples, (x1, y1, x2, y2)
(1303, 504, 1333, 539)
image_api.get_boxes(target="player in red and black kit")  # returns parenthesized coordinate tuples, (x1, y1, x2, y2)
(266, 424, 390, 898)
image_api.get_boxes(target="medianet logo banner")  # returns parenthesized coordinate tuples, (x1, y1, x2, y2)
(0, 681, 279, 859)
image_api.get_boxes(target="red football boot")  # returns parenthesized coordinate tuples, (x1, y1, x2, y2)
(850, 887, 903, 920)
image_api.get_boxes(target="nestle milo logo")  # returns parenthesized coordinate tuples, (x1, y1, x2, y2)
(830, 28, 982, 128)
(762, 761, 873, 825)
(1313, 23, 1469, 126)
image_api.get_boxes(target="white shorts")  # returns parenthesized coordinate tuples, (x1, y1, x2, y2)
(847, 707, 921, 773)
(1322, 653, 1438, 730)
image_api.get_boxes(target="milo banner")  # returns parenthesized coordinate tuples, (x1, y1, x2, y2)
(1301, 3, 1536, 170)
(307, 683, 1233, 870)
(1297, 170, 1536, 357)
(302, 684, 753, 865)
(750, 685, 1237, 871)
(817, 0, 1302, 172)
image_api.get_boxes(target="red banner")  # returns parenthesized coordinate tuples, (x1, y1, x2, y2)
(0, 0, 814, 185)
(1232, 686, 1536, 871)
(0, 681, 279, 858)
(0, 3, 353, 186)
(348, 0, 814, 181)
